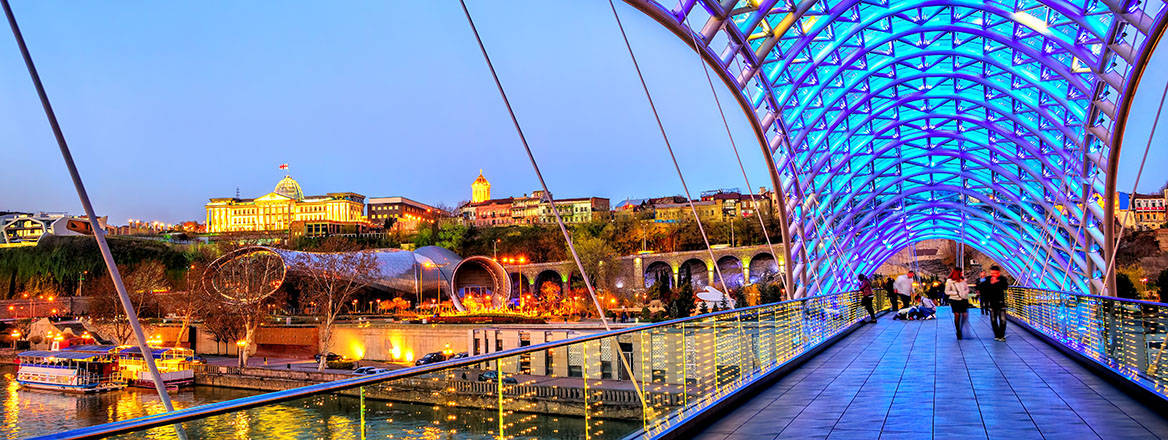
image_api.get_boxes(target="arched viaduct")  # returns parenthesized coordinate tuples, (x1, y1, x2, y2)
(503, 244, 786, 295)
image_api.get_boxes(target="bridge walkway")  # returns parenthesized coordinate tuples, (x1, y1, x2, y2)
(694, 308, 1168, 440)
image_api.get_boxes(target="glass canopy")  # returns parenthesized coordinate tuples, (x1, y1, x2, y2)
(630, 0, 1167, 296)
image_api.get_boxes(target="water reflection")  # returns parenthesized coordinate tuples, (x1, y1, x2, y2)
(0, 365, 261, 439)
(122, 393, 637, 440)
(0, 366, 635, 439)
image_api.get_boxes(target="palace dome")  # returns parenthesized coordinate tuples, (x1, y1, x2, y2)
(274, 175, 304, 201)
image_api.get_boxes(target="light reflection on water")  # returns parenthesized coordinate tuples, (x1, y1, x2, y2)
(0, 365, 261, 439)
(0, 366, 636, 439)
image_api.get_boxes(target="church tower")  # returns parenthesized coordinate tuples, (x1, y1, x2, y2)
(472, 170, 491, 203)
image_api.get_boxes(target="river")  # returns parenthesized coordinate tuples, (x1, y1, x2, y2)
(0, 365, 637, 439)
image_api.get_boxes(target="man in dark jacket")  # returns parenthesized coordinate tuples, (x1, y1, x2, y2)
(883, 276, 898, 315)
(978, 266, 1010, 341)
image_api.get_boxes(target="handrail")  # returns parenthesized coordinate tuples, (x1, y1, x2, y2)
(1015, 289, 1168, 307)
(1007, 287, 1168, 403)
(39, 289, 866, 440)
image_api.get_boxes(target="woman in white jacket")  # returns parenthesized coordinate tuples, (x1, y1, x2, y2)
(945, 268, 971, 340)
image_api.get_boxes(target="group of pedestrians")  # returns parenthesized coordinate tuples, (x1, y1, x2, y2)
(856, 266, 1010, 341)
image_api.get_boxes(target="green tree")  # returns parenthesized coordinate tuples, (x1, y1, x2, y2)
(570, 235, 619, 290)
(434, 221, 468, 253)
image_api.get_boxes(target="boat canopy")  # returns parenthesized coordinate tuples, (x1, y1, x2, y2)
(118, 346, 191, 357)
(64, 345, 118, 353)
(18, 350, 109, 361)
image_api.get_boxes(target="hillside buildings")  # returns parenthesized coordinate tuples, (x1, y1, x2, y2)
(0, 212, 107, 248)
(460, 172, 611, 227)
(366, 197, 444, 233)
(1116, 190, 1168, 231)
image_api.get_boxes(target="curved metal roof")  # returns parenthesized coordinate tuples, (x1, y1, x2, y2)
(628, 0, 1167, 296)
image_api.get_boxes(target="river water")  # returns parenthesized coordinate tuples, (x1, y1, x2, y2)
(0, 365, 636, 439)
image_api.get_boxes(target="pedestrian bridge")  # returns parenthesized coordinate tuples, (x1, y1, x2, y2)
(43, 288, 1168, 439)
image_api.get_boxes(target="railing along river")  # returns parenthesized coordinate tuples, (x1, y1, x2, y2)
(40, 289, 885, 439)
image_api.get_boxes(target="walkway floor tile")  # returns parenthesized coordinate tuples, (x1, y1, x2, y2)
(695, 308, 1168, 439)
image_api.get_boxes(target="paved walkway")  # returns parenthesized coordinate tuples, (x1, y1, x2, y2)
(695, 308, 1168, 439)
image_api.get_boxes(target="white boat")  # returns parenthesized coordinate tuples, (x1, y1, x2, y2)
(116, 346, 197, 389)
(16, 349, 124, 393)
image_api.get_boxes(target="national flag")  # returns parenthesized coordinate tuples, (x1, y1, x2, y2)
(279, 163, 289, 170)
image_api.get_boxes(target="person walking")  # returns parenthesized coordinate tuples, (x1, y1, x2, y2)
(858, 274, 876, 323)
(883, 276, 899, 316)
(945, 268, 971, 340)
(893, 271, 915, 314)
(974, 271, 990, 315)
(979, 266, 1010, 341)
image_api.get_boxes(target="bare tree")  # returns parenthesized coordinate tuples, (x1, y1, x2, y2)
(201, 247, 286, 367)
(160, 260, 210, 348)
(89, 261, 168, 344)
(292, 237, 378, 371)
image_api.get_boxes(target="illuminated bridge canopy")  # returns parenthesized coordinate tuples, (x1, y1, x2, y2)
(628, 0, 1167, 297)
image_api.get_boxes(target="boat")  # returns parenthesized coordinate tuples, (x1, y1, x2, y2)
(16, 349, 124, 393)
(116, 346, 197, 389)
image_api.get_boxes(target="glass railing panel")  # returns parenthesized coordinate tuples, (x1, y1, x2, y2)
(51, 290, 880, 440)
(1008, 287, 1168, 400)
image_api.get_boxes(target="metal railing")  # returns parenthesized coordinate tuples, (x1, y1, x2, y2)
(1008, 287, 1168, 399)
(39, 289, 884, 440)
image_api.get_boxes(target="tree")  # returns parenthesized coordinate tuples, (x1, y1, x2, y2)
(669, 283, 695, 319)
(159, 262, 207, 348)
(291, 237, 378, 371)
(1116, 273, 1139, 300)
(1158, 268, 1168, 298)
(570, 235, 619, 290)
(88, 261, 168, 344)
(731, 288, 747, 310)
(201, 247, 287, 367)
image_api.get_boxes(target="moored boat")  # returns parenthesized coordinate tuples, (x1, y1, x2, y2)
(16, 349, 124, 393)
(116, 346, 197, 389)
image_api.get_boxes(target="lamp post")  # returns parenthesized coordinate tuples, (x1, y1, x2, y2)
(492, 239, 500, 260)
(76, 270, 86, 296)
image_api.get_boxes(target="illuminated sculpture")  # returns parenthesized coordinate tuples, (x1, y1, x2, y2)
(627, 0, 1166, 296)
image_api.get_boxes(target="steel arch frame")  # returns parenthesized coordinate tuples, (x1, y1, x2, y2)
(625, 0, 1168, 297)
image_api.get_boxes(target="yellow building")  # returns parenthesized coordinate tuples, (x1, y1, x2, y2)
(472, 170, 491, 203)
(205, 175, 369, 236)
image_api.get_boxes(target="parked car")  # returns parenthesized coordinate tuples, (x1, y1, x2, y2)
(477, 370, 518, 384)
(414, 352, 447, 366)
(353, 366, 389, 375)
(314, 352, 342, 362)
(451, 352, 469, 360)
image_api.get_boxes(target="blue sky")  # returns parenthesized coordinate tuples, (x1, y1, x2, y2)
(1, 2, 1166, 224)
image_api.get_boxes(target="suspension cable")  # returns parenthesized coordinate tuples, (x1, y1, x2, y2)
(455, 0, 648, 412)
(606, 0, 732, 300)
(1102, 76, 1168, 296)
(679, 14, 787, 296)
